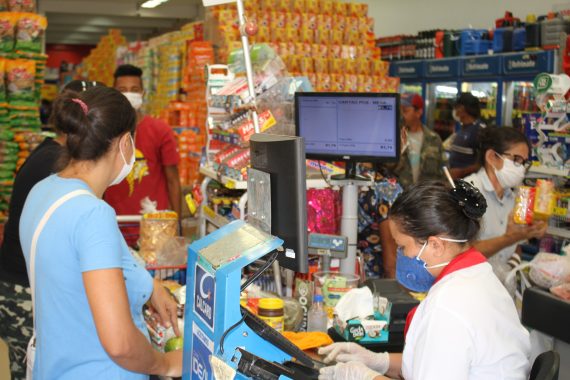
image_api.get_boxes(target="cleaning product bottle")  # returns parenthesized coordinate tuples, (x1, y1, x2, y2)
(307, 294, 328, 332)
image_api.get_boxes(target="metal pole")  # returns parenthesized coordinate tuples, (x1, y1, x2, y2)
(236, 0, 260, 133)
(339, 182, 358, 274)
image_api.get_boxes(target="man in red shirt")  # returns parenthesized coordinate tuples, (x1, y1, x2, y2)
(105, 64, 181, 229)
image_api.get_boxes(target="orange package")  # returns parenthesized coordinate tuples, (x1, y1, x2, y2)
(317, 14, 332, 30)
(330, 74, 346, 92)
(287, 12, 302, 29)
(333, 15, 346, 32)
(286, 26, 299, 42)
(300, 57, 314, 73)
(272, 27, 287, 43)
(306, 0, 319, 13)
(275, 0, 290, 12)
(319, 0, 333, 15)
(314, 27, 330, 44)
(302, 13, 317, 30)
(333, 1, 346, 16)
(316, 73, 331, 92)
(345, 74, 358, 92)
(312, 44, 328, 60)
(300, 27, 314, 44)
(292, 0, 305, 13)
(271, 11, 286, 29)
(328, 44, 341, 59)
(282, 331, 333, 351)
(329, 58, 343, 74)
(331, 30, 344, 45)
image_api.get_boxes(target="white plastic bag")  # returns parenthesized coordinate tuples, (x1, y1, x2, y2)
(528, 252, 570, 289)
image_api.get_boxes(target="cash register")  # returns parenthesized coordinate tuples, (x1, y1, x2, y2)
(182, 134, 322, 379)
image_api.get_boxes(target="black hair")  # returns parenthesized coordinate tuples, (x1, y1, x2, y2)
(53, 86, 136, 169)
(389, 180, 487, 243)
(114, 64, 143, 80)
(62, 80, 106, 93)
(478, 126, 531, 166)
(455, 92, 481, 119)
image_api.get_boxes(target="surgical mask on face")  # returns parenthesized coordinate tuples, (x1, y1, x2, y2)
(123, 92, 143, 110)
(110, 134, 135, 186)
(396, 237, 468, 292)
(493, 154, 526, 189)
(452, 109, 461, 123)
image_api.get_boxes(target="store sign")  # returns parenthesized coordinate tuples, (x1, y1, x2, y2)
(502, 51, 554, 76)
(461, 56, 500, 77)
(534, 73, 553, 94)
(194, 264, 216, 331)
(191, 322, 214, 380)
(389, 61, 424, 79)
(425, 58, 459, 78)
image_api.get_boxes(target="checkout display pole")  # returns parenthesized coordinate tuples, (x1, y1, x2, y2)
(339, 182, 358, 274)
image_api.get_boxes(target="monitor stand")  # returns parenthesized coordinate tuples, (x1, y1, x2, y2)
(330, 161, 373, 275)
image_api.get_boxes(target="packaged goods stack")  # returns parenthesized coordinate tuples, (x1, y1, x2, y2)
(207, 0, 399, 92)
(77, 29, 127, 86)
(0, 0, 48, 217)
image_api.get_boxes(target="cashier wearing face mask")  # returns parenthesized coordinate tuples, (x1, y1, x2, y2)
(19, 87, 182, 379)
(467, 126, 547, 271)
(318, 180, 531, 380)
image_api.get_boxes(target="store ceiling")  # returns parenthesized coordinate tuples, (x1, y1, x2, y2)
(39, 0, 205, 45)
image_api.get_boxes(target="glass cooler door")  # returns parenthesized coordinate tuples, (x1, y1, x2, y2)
(426, 81, 458, 141)
(460, 81, 498, 126)
(503, 80, 539, 130)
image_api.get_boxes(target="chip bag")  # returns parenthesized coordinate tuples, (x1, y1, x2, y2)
(6, 59, 35, 105)
(8, 0, 34, 12)
(0, 12, 16, 52)
(15, 13, 47, 53)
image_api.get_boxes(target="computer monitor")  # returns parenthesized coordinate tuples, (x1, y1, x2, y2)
(295, 92, 400, 178)
(249, 133, 308, 273)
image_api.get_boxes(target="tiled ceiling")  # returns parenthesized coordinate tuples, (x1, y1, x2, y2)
(40, 0, 204, 45)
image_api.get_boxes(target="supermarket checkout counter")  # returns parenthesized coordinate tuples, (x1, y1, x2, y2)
(522, 287, 570, 378)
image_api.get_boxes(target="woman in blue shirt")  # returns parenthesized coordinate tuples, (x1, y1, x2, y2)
(19, 86, 181, 379)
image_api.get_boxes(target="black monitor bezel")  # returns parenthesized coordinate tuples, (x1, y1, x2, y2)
(294, 92, 401, 164)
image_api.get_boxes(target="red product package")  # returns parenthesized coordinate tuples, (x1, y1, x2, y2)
(214, 145, 241, 164)
(307, 188, 341, 234)
(224, 149, 250, 169)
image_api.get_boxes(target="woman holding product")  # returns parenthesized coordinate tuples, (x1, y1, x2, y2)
(19, 86, 182, 379)
(318, 180, 531, 380)
(466, 126, 547, 271)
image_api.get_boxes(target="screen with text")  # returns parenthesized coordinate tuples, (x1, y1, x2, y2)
(297, 95, 397, 159)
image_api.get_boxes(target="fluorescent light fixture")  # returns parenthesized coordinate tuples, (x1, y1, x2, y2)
(471, 90, 487, 98)
(202, 0, 236, 6)
(436, 85, 458, 95)
(141, 0, 169, 9)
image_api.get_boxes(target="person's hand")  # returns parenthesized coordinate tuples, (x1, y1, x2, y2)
(149, 280, 180, 336)
(319, 361, 381, 380)
(318, 342, 389, 374)
(506, 214, 548, 243)
(161, 350, 183, 377)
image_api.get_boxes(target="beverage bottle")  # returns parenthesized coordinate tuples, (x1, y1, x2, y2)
(307, 294, 328, 332)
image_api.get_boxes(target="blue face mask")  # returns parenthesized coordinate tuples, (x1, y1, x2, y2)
(396, 237, 468, 293)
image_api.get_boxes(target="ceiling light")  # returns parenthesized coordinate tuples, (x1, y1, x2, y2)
(141, 0, 169, 9)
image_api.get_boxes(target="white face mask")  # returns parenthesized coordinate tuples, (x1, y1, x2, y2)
(110, 134, 135, 186)
(493, 154, 526, 189)
(123, 92, 143, 110)
(452, 109, 461, 123)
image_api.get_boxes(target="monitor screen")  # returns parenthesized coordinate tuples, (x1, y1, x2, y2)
(295, 92, 400, 163)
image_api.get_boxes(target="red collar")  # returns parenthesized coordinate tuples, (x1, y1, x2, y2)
(404, 248, 487, 339)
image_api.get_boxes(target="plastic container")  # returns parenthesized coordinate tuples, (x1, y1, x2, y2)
(258, 298, 285, 332)
(525, 14, 541, 50)
(307, 294, 328, 332)
(541, 13, 570, 47)
(313, 271, 360, 309)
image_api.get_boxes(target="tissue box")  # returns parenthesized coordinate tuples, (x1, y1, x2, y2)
(333, 308, 390, 344)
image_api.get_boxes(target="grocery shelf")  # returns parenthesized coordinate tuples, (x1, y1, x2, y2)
(202, 205, 231, 228)
(199, 165, 248, 190)
(546, 226, 570, 239)
(528, 166, 569, 178)
(200, 164, 330, 190)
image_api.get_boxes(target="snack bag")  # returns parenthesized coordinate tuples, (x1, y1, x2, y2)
(316, 14, 332, 30)
(312, 44, 328, 60)
(328, 44, 341, 59)
(316, 73, 331, 92)
(0, 12, 16, 52)
(300, 57, 314, 73)
(345, 74, 358, 92)
(314, 27, 330, 44)
(314, 57, 328, 73)
(292, 0, 305, 13)
(300, 27, 314, 44)
(513, 186, 536, 225)
(275, 0, 290, 12)
(332, 1, 346, 16)
(272, 27, 286, 43)
(356, 75, 367, 92)
(286, 26, 298, 42)
(331, 29, 344, 45)
(330, 74, 345, 92)
(306, 0, 318, 13)
(287, 12, 302, 29)
(0, 0, 7, 11)
(356, 57, 371, 75)
(534, 179, 555, 220)
(6, 59, 35, 105)
(8, 0, 34, 12)
(345, 59, 357, 75)
(15, 13, 47, 53)
(329, 58, 343, 74)
(270, 11, 286, 29)
(261, 0, 276, 10)
(302, 12, 317, 30)
(319, 0, 333, 15)
(0, 58, 5, 103)
(333, 15, 346, 32)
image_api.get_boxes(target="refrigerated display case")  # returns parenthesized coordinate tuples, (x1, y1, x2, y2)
(427, 81, 458, 141)
(424, 58, 460, 141)
(501, 51, 557, 129)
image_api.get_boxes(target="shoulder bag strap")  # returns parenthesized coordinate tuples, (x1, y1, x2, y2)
(29, 189, 94, 329)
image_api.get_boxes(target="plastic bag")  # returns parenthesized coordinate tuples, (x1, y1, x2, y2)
(550, 283, 570, 301)
(138, 197, 179, 264)
(156, 236, 189, 267)
(528, 252, 570, 289)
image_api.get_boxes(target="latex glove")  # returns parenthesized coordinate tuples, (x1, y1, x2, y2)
(149, 280, 180, 336)
(319, 361, 381, 380)
(318, 342, 389, 374)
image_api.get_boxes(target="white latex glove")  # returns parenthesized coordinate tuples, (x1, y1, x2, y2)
(319, 361, 381, 380)
(318, 342, 390, 374)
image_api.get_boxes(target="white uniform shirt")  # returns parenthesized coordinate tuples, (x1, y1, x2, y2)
(402, 262, 531, 380)
(464, 169, 516, 269)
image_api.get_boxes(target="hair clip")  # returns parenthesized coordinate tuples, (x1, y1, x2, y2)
(71, 98, 89, 115)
